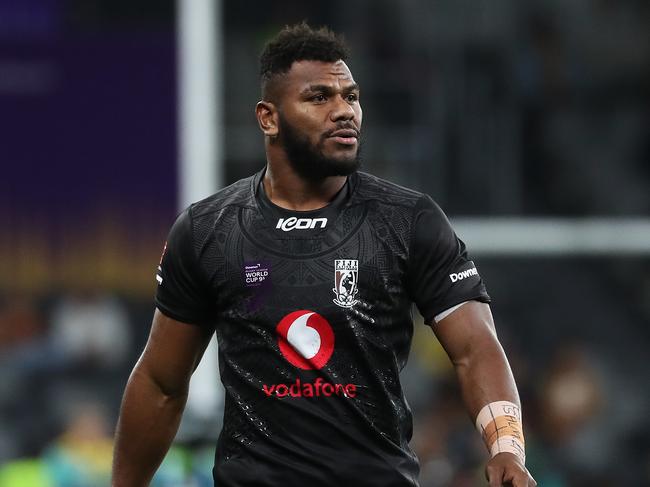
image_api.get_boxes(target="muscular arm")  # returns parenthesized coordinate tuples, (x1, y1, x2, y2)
(432, 301, 517, 419)
(112, 309, 214, 487)
(432, 301, 535, 486)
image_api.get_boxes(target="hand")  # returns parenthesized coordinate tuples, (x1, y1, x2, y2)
(485, 452, 537, 486)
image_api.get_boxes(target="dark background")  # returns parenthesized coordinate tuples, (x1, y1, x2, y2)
(0, 1, 648, 486)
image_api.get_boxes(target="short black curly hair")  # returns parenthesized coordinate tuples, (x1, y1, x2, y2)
(259, 22, 350, 99)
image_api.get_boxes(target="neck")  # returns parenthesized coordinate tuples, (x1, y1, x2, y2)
(263, 162, 347, 211)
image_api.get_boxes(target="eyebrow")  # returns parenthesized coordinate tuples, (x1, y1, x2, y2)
(301, 83, 360, 95)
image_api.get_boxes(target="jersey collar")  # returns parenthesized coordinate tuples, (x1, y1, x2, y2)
(252, 166, 357, 238)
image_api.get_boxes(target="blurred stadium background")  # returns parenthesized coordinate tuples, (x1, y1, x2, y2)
(1, 1, 649, 486)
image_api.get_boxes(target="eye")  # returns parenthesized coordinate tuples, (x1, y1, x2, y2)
(312, 94, 327, 103)
(346, 93, 359, 103)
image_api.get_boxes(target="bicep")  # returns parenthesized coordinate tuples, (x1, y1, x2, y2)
(137, 309, 214, 396)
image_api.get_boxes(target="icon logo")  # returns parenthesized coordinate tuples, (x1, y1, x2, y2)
(332, 259, 359, 308)
(276, 310, 334, 370)
(276, 217, 328, 232)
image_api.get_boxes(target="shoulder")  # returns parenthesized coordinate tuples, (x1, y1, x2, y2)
(352, 171, 427, 210)
(352, 172, 435, 214)
(352, 172, 453, 239)
(188, 174, 257, 221)
(170, 173, 258, 248)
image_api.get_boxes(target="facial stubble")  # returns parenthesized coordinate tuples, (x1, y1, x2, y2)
(277, 114, 362, 182)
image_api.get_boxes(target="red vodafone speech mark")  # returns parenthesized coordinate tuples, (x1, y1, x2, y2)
(276, 310, 334, 370)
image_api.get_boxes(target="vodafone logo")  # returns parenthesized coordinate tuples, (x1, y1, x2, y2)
(266, 310, 355, 399)
(276, 310, 334, 370)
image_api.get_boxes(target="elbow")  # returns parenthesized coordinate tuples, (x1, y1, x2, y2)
(449, 345, 472, 370)
(157, 383, 189, 403)
(450, 336, 507, 372)
(131, 363, 190, 403)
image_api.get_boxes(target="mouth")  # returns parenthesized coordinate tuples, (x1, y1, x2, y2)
(327, 128, 359, 146)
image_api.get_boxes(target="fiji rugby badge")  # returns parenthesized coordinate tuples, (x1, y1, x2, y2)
(332, 259, 359, 308)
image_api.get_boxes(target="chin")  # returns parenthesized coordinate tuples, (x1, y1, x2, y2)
(325, 148, 362, 174)
(322, 158, 360, 177)
(282, 133, 362, 181)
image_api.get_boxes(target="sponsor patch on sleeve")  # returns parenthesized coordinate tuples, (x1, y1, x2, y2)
(449, 262, 480, 283)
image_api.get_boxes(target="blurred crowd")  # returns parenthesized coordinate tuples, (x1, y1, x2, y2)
(0, 290, 215, 487)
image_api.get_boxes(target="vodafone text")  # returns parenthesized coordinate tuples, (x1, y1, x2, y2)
(262, 378, 356, 398)
(276, 217, 327, 232)
(449, 267, 478, 283)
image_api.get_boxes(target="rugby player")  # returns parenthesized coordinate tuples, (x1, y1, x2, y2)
(112, 23, 536, 487)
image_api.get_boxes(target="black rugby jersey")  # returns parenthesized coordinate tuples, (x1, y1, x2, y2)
(155, 168, 490, 487)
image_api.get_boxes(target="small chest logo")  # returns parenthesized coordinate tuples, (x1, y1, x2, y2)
(276, 217, 327, 232)
(243, 262, 270, 287)
(333, 259, 359, 308)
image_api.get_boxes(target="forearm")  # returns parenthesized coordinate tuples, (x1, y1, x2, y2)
(112, 365, 188, 487)
(433, 297, 534, 483)
(451, 337, 519, 420)
(452, 331, 528, 465)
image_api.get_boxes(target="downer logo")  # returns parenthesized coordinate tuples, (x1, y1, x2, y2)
(449, 267, 479, 283)
(276, 217, 327, 232)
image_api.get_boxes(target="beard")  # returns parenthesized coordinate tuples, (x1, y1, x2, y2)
(277, 114, 362, 182)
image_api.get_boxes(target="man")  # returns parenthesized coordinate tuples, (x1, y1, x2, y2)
(112, 23, 536, 487)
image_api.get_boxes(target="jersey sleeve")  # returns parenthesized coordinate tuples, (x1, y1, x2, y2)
(406, 195, 490, 324)
(154, 208, 215, 326)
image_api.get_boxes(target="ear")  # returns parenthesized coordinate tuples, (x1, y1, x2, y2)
(256, 100, 279, 137)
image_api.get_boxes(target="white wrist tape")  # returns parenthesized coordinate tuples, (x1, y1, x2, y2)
(475, 401, 526, 464)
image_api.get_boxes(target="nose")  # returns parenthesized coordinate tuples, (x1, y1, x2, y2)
(330, 95, 356, 122)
